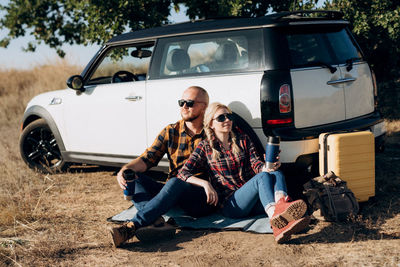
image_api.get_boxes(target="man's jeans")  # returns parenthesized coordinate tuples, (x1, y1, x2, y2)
(130, 175, 216, 228)
(221, 171, 287, 218)
(129, 173, 165, 211)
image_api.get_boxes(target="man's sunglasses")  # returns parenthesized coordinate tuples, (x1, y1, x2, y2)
(178, 99, 205, 108)
(213, 113, 234, 123)
(178, 99, 196, 107)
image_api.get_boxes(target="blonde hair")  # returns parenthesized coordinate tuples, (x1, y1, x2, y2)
(204, 102, 241, 160)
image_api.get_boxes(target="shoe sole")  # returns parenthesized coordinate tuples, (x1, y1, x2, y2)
(270, 200, 307, 229)
(135, 224, 176, 243)
(274, 216, 311, 244)
(109, 226, 124, 248)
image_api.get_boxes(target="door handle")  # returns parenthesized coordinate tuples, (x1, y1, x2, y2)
(125, 96, 143, 101)
(327, 78, 356, 85)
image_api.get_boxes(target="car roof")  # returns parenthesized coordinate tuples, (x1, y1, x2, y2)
(106, 10, 347, 45)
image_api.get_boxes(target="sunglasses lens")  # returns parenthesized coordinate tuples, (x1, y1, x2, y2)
(178, 100, 195, 107)
(186, 100, 194, 107)
(216, 114, 226, 122)
(215, 113, 233, 122)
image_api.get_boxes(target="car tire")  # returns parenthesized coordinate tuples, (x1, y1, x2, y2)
(19, 118, 68, 173)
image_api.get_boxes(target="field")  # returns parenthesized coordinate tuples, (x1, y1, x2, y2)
(1, 62, 400, 266)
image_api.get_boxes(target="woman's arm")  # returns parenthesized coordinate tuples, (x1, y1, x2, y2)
(186, 176, 219, 206)
(243, 134, 265, 173)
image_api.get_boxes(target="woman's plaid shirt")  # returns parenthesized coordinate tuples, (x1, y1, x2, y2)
(139, 120, 205, 178)
(178, 132, 265, 202)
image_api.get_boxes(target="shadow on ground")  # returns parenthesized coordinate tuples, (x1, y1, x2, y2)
(117, 229, 213, 252)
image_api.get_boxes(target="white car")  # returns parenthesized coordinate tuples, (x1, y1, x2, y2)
(20, 11, 386, 175)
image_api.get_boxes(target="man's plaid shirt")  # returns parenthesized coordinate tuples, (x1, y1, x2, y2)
(178, 132, 265, 203)
(139, 120, 205, 178)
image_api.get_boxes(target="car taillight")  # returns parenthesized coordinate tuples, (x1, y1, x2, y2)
(279, 84, 291, 113)
(267, 118, 293, 125)
(371, 70, 378, 108)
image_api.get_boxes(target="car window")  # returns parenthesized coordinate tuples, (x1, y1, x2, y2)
(149, 29, 263, 79)
(286, 28, 362, 68)
(87, 43, 154, 85)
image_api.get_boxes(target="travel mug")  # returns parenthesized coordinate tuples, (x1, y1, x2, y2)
(123, 169, 136, 200)
(265, 136, 280, 169)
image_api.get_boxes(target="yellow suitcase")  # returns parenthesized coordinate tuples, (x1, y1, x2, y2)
(319, 131, 375, 202)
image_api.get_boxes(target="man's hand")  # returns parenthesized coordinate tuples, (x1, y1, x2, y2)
(116, 167, 128, 189)
(116, 158, 146, 189)
(116, 167, 138, 189)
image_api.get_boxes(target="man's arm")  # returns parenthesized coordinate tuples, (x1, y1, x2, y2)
(116, 126, 169, 189)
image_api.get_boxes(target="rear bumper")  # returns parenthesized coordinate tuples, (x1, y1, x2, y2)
(275, 112, 385, 163)
(272, 111, 384, 141)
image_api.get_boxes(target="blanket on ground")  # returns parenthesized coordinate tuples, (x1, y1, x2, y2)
(108, 205, 272, 234)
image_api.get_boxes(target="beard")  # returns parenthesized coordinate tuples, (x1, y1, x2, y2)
(182, 113, 200, 122)
(181, 110, 201, 122)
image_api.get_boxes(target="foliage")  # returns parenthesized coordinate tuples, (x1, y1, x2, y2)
(0, 0, 171, 57)
(0, 0, 319, 57)
(324, 0, 400, 83)
(1, 0, 399, 84)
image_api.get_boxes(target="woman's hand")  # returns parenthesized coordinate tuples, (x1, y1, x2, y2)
(262, 155, 281, 172)
(186, 176, 219, 206)
(203, 181, 219, 206)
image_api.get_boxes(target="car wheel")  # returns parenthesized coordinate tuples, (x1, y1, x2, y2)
(19, 119, 67, 173)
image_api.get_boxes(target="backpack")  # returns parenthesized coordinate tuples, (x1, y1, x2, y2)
(303, 171, 359, 222)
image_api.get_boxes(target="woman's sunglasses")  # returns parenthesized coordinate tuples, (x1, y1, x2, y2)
(178, 99, 195, 107)
(213, 113, 234, 123)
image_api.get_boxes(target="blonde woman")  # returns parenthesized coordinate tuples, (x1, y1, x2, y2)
(178, 102, 310, 243)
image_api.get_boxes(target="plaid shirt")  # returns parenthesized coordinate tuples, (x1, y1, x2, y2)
(178, 132, 265, 202)
(139, 120, 205, 178)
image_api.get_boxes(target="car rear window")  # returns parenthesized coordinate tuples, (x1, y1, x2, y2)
(285, 27, 362, 68)
(149, 29, 264, 79)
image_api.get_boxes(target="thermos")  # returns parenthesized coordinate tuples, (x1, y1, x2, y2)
(123, 169, 136, 200)
(265, 136, 280, 169)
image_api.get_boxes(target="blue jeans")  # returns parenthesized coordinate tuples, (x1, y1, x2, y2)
(221, 171, 287, 218)
(129, 173, 164, 211)
(131, 177, 216, 228)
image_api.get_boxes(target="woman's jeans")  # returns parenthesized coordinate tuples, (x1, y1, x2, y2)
(221, 171, 287, 218)
(130, 175, 216, 228)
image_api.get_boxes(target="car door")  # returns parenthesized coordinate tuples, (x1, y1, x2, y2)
(63, 81, 146, 157)
(291, 67, 345, 128)
(62, 44, 153, 159)
(285, 26, 369, 129)
(339, 62, 375, 120)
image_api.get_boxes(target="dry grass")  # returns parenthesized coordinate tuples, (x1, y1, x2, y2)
(0, 61, 400, 266)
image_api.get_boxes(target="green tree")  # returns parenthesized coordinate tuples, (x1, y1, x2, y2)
(1, 0, 316, 57)
(172, 0, 318, 19)
(0, 0, 172, 57)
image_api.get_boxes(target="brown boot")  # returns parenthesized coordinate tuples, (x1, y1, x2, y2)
(109, 221, 136, 247)
(270, 197, 307, 229)
(272, 216, 310, 244)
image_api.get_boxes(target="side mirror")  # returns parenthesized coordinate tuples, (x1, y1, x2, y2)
(67, 75, 85, 92)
